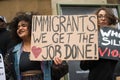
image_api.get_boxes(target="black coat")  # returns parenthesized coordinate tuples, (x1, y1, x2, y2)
(80, 59, 118, 80)
(0, 28, 15, 57)
(0, 29, 10, 56)
(4, 47, 68, 80)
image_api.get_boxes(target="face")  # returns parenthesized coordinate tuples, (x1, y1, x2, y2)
(0, 20, 6, 28)
(17, 20, 30, 39)
(97, 10, 109, 27)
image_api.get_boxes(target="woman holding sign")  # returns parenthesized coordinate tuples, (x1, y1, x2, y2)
(4, 12, 68, 80)
(80, 7, 119, 80)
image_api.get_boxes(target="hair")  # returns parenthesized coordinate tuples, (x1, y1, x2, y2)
(9, 11, 38, 44)
(95, 7, 119, 26)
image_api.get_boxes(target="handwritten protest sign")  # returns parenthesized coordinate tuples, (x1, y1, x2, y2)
(0, 54, 6, 80)
(30, 15, 98, 61)
(99, 27, 120, 60)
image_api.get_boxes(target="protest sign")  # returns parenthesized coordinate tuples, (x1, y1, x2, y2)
(30, 15, 98, 61)
(99, 27, 120, 60)
(0, 54, 6, 80)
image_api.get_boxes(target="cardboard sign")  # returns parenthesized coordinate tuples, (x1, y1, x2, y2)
(0, 54, 6, 80)
(99, 27, 120, 60)
(30, 15, 98, 61)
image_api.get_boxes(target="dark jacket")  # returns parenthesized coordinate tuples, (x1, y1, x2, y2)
(0, 28, 12, 57)
(80, 59, 118, 80)
(4, 47, 68, 80)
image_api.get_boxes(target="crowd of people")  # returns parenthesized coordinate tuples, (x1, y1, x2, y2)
(0, 7, 120, 80)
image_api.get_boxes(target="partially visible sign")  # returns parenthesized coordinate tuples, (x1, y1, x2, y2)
(30, 15, 98, 61)
(0, 54, 6, 80)
(99, 27, 120, 60)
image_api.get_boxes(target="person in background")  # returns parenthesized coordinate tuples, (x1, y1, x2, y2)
(80, 7, 119, 80)
(4, 12, 68, 80)
(0, 16, 14, 58)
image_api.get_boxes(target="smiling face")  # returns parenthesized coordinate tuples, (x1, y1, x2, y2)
(17, 20, 30, 40)
(97, 10, 109, 27)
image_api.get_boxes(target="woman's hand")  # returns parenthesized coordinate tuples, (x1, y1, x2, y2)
(52, 56, 68, 79)
(53, 56, 62, 65)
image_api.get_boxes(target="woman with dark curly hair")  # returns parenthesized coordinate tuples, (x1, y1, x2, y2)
(80, 7, 119, 80)
(4, 12, 68, 80)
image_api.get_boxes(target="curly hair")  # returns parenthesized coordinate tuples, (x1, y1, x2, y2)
(9, 12, 33, 44)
